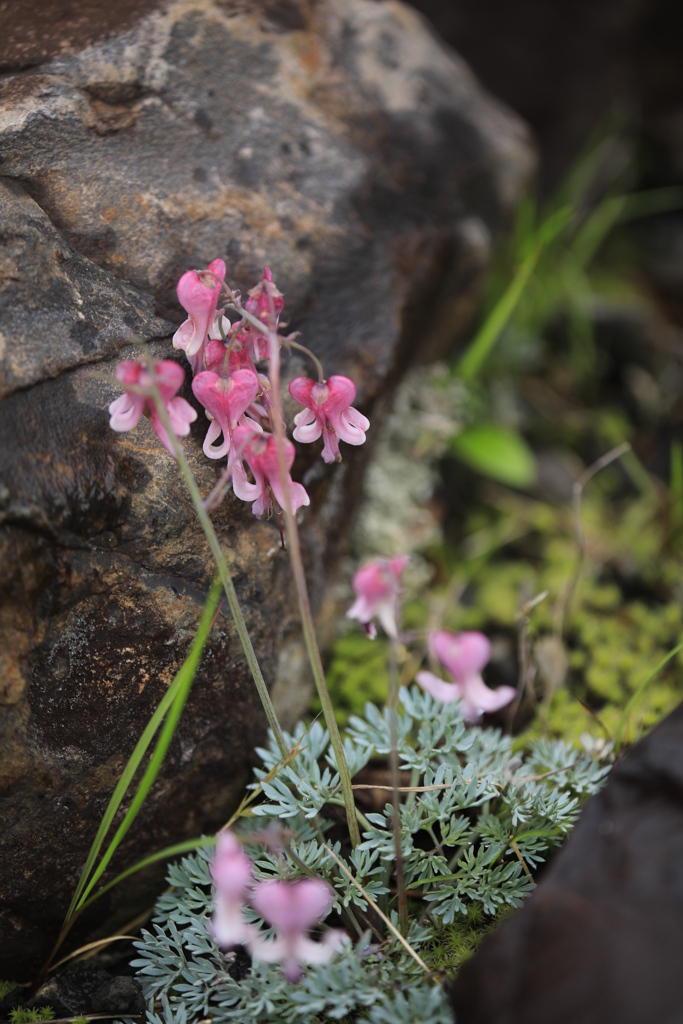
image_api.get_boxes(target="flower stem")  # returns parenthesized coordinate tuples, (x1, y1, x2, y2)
(264, 328, 361, 847)
(281, 337, 325, 382)
(389, 639, 408, 935)
(141, 346, 288, 758)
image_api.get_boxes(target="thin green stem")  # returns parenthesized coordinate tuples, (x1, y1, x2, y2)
(264, 328, 360, 847)
(75, 580, 222, 909)
(615, 642, 683, 752)
(388, 639, 408, 935)
(328, 797, 373, 835)
(282, 337, 325, 382)
(456, 206, 571, 381)
(80, 837, 217, 909)
(35, 580, 222, 989)
(141, 345, 288, 758)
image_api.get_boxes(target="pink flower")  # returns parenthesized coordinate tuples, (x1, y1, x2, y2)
(241, 268, 284, 361)
(346, 555, 408, 639)
(289, 376, 370, 463)
(204, 337, 231, 376)
(108, 359, 197, 458)
(245, 266, 284, 326)
(416, 631, 516, 723)
(230, 425, 310, 519)
(173, 258, 226, 373)
(249, 878, 344, 982)
(209, 831, 254, 949)
(192, 366, 260, 460)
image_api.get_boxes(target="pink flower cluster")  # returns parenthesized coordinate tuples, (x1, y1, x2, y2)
(108, 261, 369, 519)
(210, 832, 345, 982)
(346, 555, 516, 722)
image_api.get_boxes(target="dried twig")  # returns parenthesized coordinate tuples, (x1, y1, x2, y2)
(321, 843, 431, 974)
(508, 590, 548, 731)
(508, 837, 533, 878)
(556, 441, 631, 637)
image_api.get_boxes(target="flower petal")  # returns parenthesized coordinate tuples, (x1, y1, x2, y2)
(203, 418, 229, 459)
(335, 405, 369, 445)
(289, 376, 315, 407)
(251, 878, 334, 935)
(231, 462, 262, 503)
(292, 408, 322, 444)
(294, 932, 346, 966)
(108, 392, 144, 432)
(415, 671, 463, 703)
(166, 396, 197, 437)
(462, 674, 516, 715)
(322, 375, 357, 416)
(431, 631, 492, 683)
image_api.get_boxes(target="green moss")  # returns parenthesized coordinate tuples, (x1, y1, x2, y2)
(10, 1008, 55, 1024)
(426, 904, 516, 977)
(316, 631, 389, 725)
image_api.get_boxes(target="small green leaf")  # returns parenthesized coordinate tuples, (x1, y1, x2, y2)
(451, 425, 537, 487)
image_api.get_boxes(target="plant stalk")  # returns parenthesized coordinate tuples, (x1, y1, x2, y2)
(143, 346, 288, 758)
(388, 640, 408, 934)
(264, 328, 360, 847)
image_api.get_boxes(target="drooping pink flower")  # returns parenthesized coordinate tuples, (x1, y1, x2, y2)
(289, 376, 370, 463)
(416, 630, 516, 723)
(173, 258, 226, 373)
(346, 555, 408, 639)
(192, 366, 260, 460)
(209, 831, 254, 949)
(241, 267, 284, 361)
(230, 425, 309, 519)
(108, 359, 197, 458)
(245, 266, 284, 327)
(249, 878, 344, 982)
(204, 338, 231, 376)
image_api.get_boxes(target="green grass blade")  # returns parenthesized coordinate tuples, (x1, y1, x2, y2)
(65, 578, 221, 919)
(671, 440, 683, 526)
(457, 206, 571, 381)
(615, 641, 683, 753)
(79, 736, 307, 910)
(75, 578, 222, 909)
(569, 195, 627, 269)
(621, 186, 683, 222)
(79, 836, 217, 909)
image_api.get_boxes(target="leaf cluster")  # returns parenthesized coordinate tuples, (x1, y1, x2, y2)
(132, 687, 609, 1022)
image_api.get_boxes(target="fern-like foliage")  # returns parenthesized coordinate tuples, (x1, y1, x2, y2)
(132, 687, 609, 1023)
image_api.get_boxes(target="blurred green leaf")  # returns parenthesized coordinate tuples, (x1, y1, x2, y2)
(451, 425, 537, 487)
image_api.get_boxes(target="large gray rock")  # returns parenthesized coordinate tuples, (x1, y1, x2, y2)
(0, 0, 533, 977)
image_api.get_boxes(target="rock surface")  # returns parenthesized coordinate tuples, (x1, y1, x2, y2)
(27, 962, 145, 1018)
(449, 701, 683, 1024)
(0, 0, 532, 976)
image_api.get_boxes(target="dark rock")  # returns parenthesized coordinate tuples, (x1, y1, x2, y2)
(0, 179, 170, 400)
(407, 0, 683, 190)
(449, 701, 683, 1024)
(26, 962, 144, 1018)
(92, 975, 145, 1016)
(28, 963, 113, 1017)
(0, 986, 22, 1017)
(0, 0, 533, 977)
